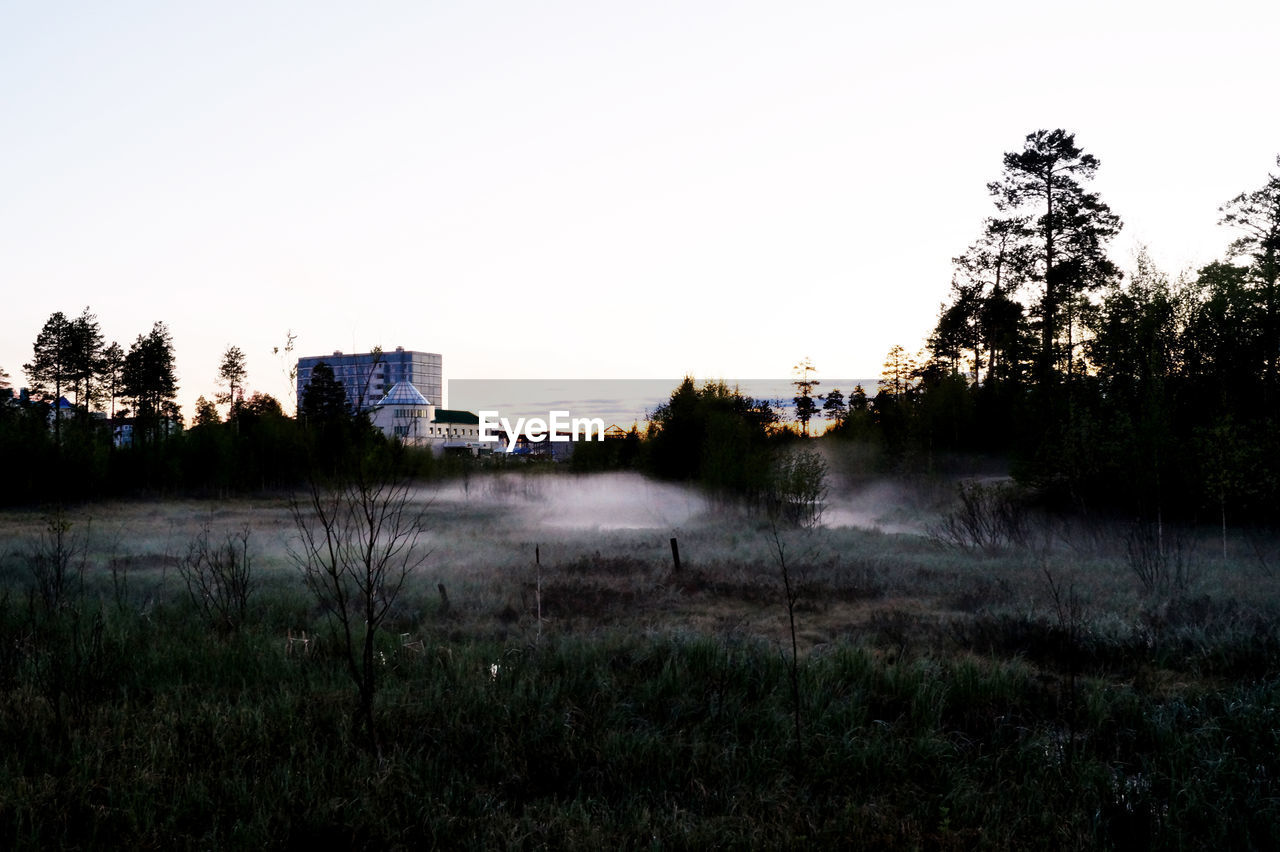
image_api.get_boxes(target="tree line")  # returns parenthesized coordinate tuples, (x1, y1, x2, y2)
(821, 131, 1280, 526)
(0, 320, 440, 504)
(600, 131, 1279, 530)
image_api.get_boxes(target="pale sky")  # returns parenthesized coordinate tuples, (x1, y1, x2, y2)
(3, 1, 1278, 418)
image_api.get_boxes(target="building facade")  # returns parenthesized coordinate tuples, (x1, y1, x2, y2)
(296, 347, 441, 412)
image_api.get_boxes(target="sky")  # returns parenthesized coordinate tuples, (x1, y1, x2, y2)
(3, 0, 1278, 418)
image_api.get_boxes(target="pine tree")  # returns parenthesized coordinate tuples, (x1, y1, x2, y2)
(988, 129, 1121, 386)
(25, 311, 73, 444)
(122, 322, 180, 446)
(217, 345, 248, 419)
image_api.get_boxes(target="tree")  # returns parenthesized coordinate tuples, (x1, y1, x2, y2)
(1181, 261, 1258, 414)
(1088, 247, 1182, 397)
(290, 465, 430, 751)
(1196, 417, 1248, 560)
(272, 330, 298, 416)
(98, 342, 125, 420)
(193, 396, 220, 427)
(25, 311, 73, 444)
(241, 392, 283, 419)
(792, 357, 820, 436)
(0, 364, 10, 390)
(1219, 155, 1280, 397)
(877, 345, 916, 399)
(66, 307, 103, 414)
(947, 216, 1037, 385)
(822, 387, 845, 424)
(929, 286, 979, 376)
(299, 362, 350, 423)
(122, 322, 179, 446)
(646, 377, 779, 497)
(353, 345, 385, 411)
(217, 345, 248, 419)
(847, 384, 868, 412)
(988, 129, 1121, 386)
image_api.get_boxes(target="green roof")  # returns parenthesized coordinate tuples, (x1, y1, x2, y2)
(432, 409, 479, 424)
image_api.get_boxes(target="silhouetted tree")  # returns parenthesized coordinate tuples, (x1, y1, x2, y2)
(941, 217, 1037, 385)
(792, 357, 820, 436)
(99, 341, 125, 420)
(877, 345, 916, 400)
(847, 384, 868, 412)
(1181, 261, 1257, 415)
(646, 378, 779, 498)
(217, 345, 248, 419)
(66, 307, 103, 414)
(822, 387, 845, 424)
(873, 346, 919, 455)
(122, 322, 179, 447)
(193, 396, 219, 427)
(988, 129, 1121, 386)
(300, 362, 350, 424)
(1219, 155, 1280, 399)
(25, 311, 74, 444)
(1088, 248, 1182, 397)
(240, 392, 283, 420)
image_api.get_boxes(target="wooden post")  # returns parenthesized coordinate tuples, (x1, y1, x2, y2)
(535, 545, 543, 643)
(670, 537, 681, 573)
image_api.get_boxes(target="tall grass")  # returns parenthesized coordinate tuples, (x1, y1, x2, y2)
(3, 490, 1280, 847)
(1, 573, 1279, 849)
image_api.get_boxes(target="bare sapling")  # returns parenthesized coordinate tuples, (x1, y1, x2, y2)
(177, 523, 254, 636)
(1124, 520, 1198, 597)
(1042, 566, 1084, 766)
(769, 523, 805, 761)
(289, 466, 431, 751)
(27, 508, 87, 612)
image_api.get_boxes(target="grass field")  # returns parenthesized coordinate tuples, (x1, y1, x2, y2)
(2, 470, 1278, 849)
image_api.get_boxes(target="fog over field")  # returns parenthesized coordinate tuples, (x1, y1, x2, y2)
(6, 464, 1279, 654)
(431, 468, 933, 533)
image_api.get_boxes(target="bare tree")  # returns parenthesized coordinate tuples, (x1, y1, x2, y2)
(177, 523, 254, 636)
(768, 523, 806, 762)
(289, 466, 430, 749)
(27, 508, 87, 612)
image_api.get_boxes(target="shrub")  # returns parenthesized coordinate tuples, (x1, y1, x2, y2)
(177, 523, 255, 635)
(932, 479, 1029, 552)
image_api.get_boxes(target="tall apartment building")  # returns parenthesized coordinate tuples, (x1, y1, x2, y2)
(296, 347, 442, 412)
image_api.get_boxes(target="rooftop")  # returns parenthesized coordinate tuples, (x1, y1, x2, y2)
(433, 409, 480, 425)
(373, 382, 431, 407)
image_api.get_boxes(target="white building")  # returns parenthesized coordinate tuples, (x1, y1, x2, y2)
(368, 382, 489, 455)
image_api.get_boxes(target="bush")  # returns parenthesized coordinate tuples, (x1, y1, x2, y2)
(1125, 521, 1199, 596)
(932, 479, 1029, 551)
(766, 448, 828, 528)
(177, 523, 255, 635)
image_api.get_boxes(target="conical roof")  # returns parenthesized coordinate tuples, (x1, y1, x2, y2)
(374, 382, 431, 407)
